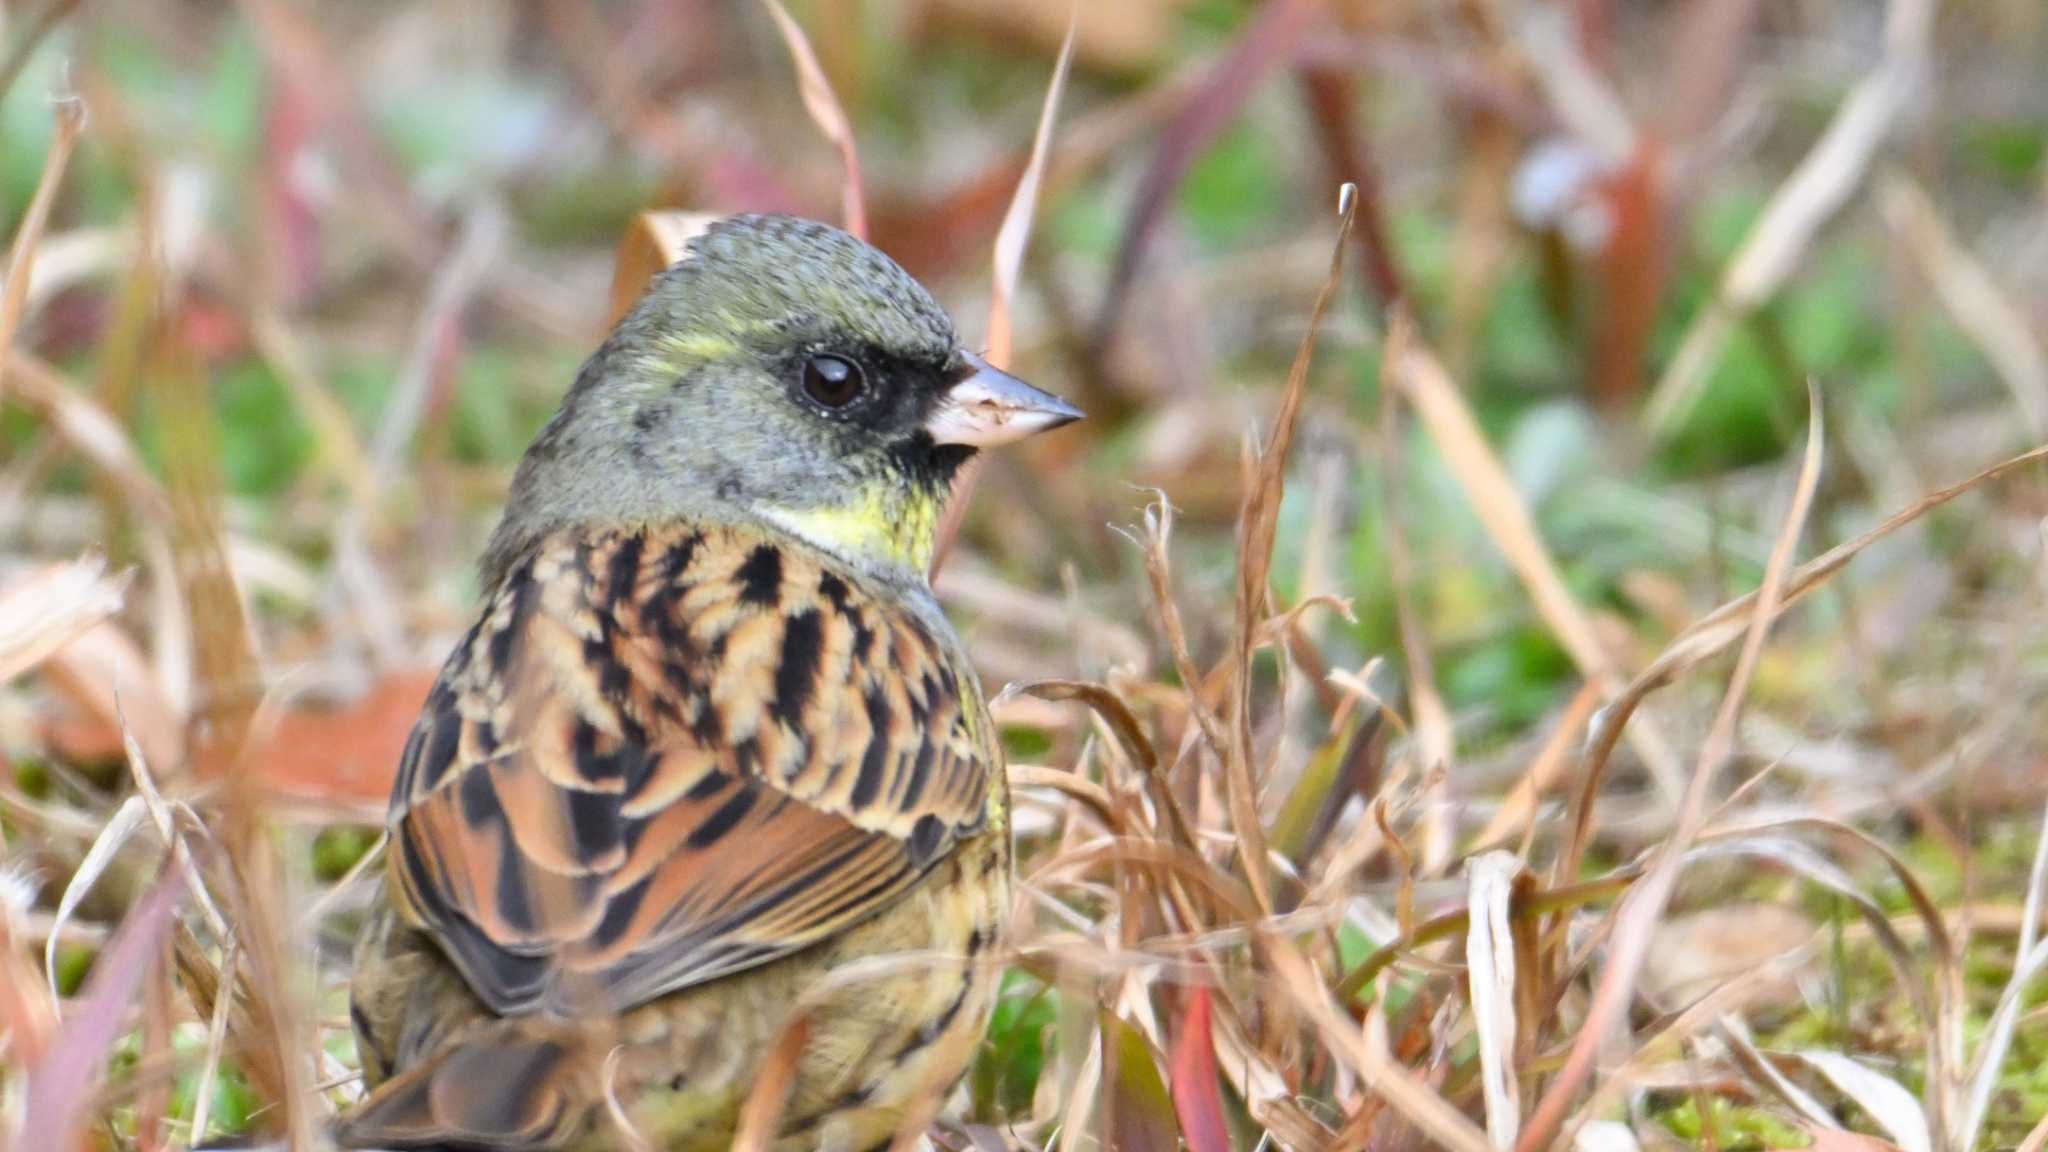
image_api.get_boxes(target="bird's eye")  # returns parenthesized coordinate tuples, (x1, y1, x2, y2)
(801, 354, 867, 410)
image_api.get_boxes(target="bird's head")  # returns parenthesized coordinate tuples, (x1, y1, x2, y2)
(484, 214, 1082, 587)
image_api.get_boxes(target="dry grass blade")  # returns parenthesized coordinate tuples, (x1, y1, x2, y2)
(732, 1013, 811, 1152)
(2021, 1112, 2048, 1152)
(6, 352, 173, 520)
(933, 13, 1073, 576)
(1699, 811, 1972, 1129)
(1523, 386, 1823, 1152)
(1227, 182, 1356, 915)
(118, 726, 230, 940)
(249, 309, 380, 509)
(1387, 314, 1684, 804)
(1093, 0, 1320, 346)
(1336, 865, 1641, 1002)
(155, 307, 321, 1142)
(1717, 1014, 1836, 1129)
(1697, 384, 1824, 788)
(186, 933, 239, 1147)
(1375, 317, 1455, 862)
(1132, 494, 1228, 762)
(1879, 175, 2048, 440)
(367, 204, 504, 480)
(1688, 834, 1930, 1022)
(1006, 680, 1159, 775)
(0, 557, 126, 682)
(1789, 1051, 1930, 1152)
(1261, 929, 1494, 1152)
(1645, 0, 1935, 430)
(1466, 852, 1525, 1149)
(45, 797, 149, 997)
(5, 353, 190, 714)
(0, 96, 84, 410)
(2018, 799, 2048, 974)
(762, 0, 867, 240)
(1470, 683, 1602, 853)
(985, 8, 1073, 370)
(0, 0, 81, 102)
(1010, 764, 1121, 830)
(1565, 439, 2048, 886)
(1953, 802, 2048, 1148)
(19, 872, 181, 1148)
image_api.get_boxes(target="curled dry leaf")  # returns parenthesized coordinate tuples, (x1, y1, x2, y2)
(606, 212, 721, 329)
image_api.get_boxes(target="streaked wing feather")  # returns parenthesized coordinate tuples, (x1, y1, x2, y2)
(387, 524, 992, 1016)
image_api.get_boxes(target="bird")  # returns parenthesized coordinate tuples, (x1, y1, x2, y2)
(335, 213, 1082, 1152)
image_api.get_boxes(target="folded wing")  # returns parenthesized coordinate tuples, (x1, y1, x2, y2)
(387, 524, 994, 1015)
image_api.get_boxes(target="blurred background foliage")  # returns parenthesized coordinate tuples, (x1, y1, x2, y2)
(4, 1, 2048, 1149)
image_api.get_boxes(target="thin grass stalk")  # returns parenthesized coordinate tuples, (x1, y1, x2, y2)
(933, 15, 1074, 576)
(1520, 386, 1824, 1152)
(1228, 183, 1356, 917)
(761, 0, 867, 240)
(1560, 438, 2048, 893)
(1375, 314, 1457, 871)
(0, 98, 84, 410)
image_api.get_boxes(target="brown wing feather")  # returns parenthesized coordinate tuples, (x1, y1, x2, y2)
(387, 523, 995, 1015)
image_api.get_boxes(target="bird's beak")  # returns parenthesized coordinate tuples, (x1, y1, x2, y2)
(925, 352, 1085, 448)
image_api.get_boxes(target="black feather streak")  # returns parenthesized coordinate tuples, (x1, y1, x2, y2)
(567, 788, 621, 861)
(908, 814, 945, 865)
(774, 610, 824, 729)
(593, 876, 650, 950)
(606, 533, 646, 606)
(458, 766, 501, 827)
(900, 741, 935, 809)
(735, 544, 782, 606)
(688, 788, 757, 848)
(851, 687, 892, 808)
